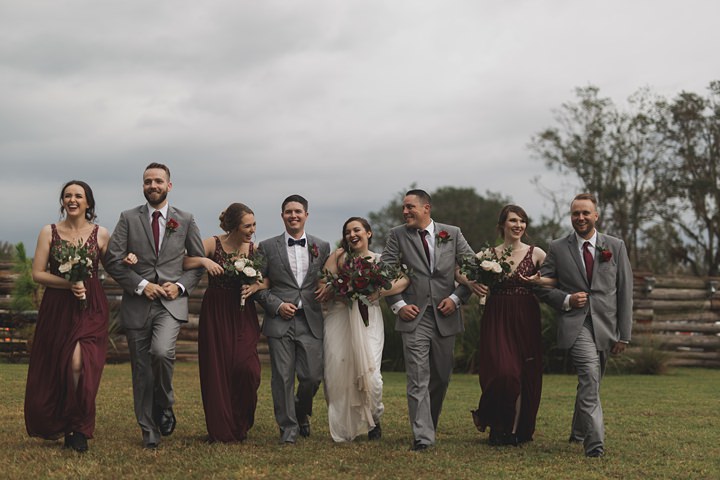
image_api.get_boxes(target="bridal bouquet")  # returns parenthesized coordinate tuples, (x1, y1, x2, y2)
(322, 255, 407, 326)
(222, 252, 265, 308)
(460, 244, 513, 288)
(54, 238, 94, 309)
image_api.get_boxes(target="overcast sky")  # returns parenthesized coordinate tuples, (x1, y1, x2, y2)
(2, 0, 719, 255)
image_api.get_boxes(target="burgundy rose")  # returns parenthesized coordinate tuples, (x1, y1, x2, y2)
(166, 218, 180, 234)
(353, 276, 370, 291)
(597, 245, 613, 262)
(436, 230, 452, 244)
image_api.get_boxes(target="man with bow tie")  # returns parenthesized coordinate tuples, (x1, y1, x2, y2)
(256, 195, 330, 444)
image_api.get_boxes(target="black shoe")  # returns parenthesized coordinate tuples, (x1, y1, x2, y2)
(410, 440, 429, 451)
(70, 432, 88, 453)
(156, 407, 176, 436)
(298, 422, 310, 438)
(63, 433, 73, 449)
(144, 442, 158, 450)
(488, 429, 503, 446)
(586, 448, 604, 458)
(368, 423, 382, 441)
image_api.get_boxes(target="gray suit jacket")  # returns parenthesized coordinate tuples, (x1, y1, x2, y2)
(256, 234, 330, 339)
(381, 222, 474, 337)
(104, 204, 205, 329)
(537, 232, 633, 350)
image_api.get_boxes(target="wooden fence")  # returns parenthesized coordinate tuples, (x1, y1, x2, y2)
(2, 262, 719, 367)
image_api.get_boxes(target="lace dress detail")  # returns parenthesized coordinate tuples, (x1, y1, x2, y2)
(490, 246, 538, 296)
(207, 237, 255, 290)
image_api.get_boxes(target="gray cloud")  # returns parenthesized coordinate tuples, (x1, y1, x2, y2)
(2, 0, 720, 253)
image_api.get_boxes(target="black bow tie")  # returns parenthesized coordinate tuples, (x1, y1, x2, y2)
(288, 238, 307, 247)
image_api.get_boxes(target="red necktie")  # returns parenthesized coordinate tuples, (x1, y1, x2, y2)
(582, 241, 594, 283)
(152, 211, 161, 254)
(419, 230, 431, 266)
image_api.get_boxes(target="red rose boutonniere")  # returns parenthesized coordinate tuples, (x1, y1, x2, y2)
(436, 230, 452, 244)
(309, 243, 320, 262)
(166, 218, 180, 235)
(597, 245, 612, 262)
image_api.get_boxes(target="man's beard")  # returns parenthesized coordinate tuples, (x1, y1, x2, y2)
(144, 189, 168, 207)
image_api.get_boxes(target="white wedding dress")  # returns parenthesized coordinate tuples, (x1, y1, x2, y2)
(323, 272, 385, 442)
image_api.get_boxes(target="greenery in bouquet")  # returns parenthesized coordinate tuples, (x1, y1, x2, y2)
(459, 244, 513, 287)
(54, 238, 93, 308)
(221, 250, 266, 308)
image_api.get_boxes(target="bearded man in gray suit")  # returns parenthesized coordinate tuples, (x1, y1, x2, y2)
(105, 163, 205, 449)
(256, 195, 330, 444)
(380, 189, 474, 451)
(536, 193, 633, 458)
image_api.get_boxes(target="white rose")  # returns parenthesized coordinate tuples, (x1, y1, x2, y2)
(242, 266, 257, 278)
(234, 258, 248, 271)
(491, 262, 503, 273)
(59, 262, 72, 273)
(480, 260, 494, 271)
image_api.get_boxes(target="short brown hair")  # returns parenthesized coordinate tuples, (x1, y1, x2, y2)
(496, 204, 529, 239)
(572, 193, 597, 208)
(145, 162, 171, 180)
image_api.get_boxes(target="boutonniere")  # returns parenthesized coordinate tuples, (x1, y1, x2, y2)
(436, 230, 452, 244)
(597, 245, 612, 262)
(309, 243, 320, 262)
(166, 218, 180, 235)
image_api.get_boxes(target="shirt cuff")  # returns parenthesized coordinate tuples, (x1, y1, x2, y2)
(135, 279, 148, 296)
(449, 294, 461, 307)
(562, 294, 571, 311)
(176, 282, 186, 295)
(390, 300, 407, 314)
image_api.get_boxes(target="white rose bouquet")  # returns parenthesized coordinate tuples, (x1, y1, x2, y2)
(223, 252, 265, 309)
(54, 238, 93, 309)
(460, 244, 513, 290)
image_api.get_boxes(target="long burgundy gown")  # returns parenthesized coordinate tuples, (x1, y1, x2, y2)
(472, 246, 543, 443)
(198, 237, 261, 442)
(25, 224, 109, 440)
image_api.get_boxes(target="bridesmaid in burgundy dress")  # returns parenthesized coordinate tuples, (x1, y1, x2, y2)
(184, 203, 267, 442)
(461, 205, 546, 446)
(25, 180, 110, 452)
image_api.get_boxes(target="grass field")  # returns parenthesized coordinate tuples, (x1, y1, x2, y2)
(1, 363, 719, 479)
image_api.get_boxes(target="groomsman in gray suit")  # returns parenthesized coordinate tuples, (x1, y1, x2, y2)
(537, 193, 633, 457)
(105, 163, 205, 449)
(256, 195, 330, 444)
(381, 189, 474, 451)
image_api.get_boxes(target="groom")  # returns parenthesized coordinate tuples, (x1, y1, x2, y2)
(256, 194, 330, 444)
(105, 163, 205, 449)
(537, 193, 633, 457)
(381, 189, 474, 451)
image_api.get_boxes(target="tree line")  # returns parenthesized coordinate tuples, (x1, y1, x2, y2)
(368, 81, 720, 277)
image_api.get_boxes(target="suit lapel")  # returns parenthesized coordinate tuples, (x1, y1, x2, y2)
(138, 205, 157, 258)
(406, 226, 431, 273)
(566, 233, 590, 288)
(276, 235, 298, 287)
(158, 206, 178, 258)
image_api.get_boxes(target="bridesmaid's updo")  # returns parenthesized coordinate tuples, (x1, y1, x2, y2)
(340, 216, 373, 253)
(496, 204, 530, 239)
(59, 180, 97, 222)
(219, 203, 254, 233)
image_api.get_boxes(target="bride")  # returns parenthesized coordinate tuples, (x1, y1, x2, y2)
(320, 217, 409, 442)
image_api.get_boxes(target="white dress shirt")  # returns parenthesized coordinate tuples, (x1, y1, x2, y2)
(285, 232, 309, 308)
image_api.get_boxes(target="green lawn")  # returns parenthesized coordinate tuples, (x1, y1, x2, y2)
(1, 363, 718, 479)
